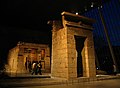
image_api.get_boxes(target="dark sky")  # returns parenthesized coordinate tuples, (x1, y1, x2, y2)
(0, 0, 92, 47)
(0, 0, 105, 29)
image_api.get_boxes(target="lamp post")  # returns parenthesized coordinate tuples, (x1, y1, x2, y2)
(98, 0, 118, 73)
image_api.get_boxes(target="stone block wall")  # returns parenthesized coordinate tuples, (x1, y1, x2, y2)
(51, 26, 69, 78)
(7, 46, 19, 73)
(44, 47, 51, 72)
(67, 28, 77, 78)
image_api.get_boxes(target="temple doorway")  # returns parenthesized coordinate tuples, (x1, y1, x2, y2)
(75, 36, 86, 77)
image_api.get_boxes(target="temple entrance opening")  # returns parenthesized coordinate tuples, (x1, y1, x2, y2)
(75, 36, 86, 77)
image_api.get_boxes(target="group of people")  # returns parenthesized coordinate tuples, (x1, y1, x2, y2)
(25, 60, 42, 75)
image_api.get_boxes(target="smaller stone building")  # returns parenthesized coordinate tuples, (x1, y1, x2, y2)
(6, 42, 51, 75)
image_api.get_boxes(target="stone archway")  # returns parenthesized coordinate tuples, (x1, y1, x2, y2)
(49, 12, 96, 79)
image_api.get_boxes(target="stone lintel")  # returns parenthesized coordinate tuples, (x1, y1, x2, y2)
(65, 21, 94, 30)
(61, 11, 96, 24)
(61, 11, 95, 30)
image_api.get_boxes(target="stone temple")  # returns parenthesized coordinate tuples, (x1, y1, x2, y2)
(49, 11, 96, 79)
(6, 42, 51, 75)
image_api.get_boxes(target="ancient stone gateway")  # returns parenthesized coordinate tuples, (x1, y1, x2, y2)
(50, 12, 96, 79)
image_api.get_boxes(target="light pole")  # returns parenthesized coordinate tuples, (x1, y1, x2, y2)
(98, 0, 118, 73)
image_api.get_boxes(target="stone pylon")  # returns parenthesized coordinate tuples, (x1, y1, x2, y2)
(49, 11, 96, 79)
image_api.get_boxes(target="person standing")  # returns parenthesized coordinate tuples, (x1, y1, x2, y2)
(28, 61, 32, 73)
(37, 61, 42, 75)
(31, 61, 37, 75)
(25, 61, 27, 70)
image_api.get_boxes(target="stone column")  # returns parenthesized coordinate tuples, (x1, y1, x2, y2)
(51, 21, 68, 79)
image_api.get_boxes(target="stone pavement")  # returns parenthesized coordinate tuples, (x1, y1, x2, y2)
(0, 73, 120, 87)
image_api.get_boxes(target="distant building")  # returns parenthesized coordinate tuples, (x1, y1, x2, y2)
(6, 42, 51, 75)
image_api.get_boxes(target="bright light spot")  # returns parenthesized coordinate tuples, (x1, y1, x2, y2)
(76, 12, 78, 15)
(91, 5, 93, 7)
(91, 2, 94, 7)
(101, 5, 103, 8)
(97, 67, 99, 70)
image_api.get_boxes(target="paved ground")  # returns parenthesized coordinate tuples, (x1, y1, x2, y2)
(18, 79, 120, 88)
(0, 73, 120, 88)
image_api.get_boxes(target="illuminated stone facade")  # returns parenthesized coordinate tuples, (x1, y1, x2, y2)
(7, 42, 50, 74)
(50, 12, 96, 79)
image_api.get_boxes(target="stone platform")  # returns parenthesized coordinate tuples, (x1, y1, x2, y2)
(0, 73, 120, 87)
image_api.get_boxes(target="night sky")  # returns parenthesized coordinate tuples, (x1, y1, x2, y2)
(0, 0, 110, 66)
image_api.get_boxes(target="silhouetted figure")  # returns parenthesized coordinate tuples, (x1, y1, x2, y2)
(28, 61, 32, 73)
(31, 61, 38, 75)
(37, 61, 42, 75)
(25, 61, 27, 70)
